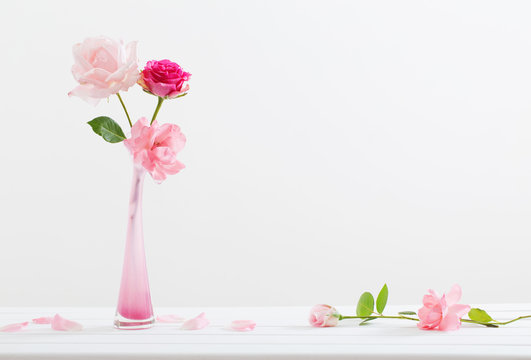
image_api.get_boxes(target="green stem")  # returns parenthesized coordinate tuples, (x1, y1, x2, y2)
(116, 93, 132, 128)
(460, 319, 498, 327)
(151, 96, 164, 125)
(339, 315, 419, 322)
(493, 315, 531, 325)
(340, 314, 531, 328)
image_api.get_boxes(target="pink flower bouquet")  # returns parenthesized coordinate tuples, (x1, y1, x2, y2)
(69, 36, 191, 329)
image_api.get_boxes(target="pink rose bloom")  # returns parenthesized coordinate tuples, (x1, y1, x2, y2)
(138, 59, 191, 99)
(309, 304, 340, 327)
(124, 118, 186, 183)
(69, 36, 139, 105)
(417, 284, 471, 331)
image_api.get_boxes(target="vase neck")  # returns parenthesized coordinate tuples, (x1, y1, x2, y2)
(128, 165, 146, 223)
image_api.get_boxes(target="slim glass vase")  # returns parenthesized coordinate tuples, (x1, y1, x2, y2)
(114, 164, 155, 329)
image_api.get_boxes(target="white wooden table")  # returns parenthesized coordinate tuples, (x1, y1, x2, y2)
(1, 305, 531, 359)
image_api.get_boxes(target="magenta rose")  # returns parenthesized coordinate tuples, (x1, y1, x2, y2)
(138, 59, 191, 99)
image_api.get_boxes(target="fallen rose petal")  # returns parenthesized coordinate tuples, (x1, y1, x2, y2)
(0, 322, 29, 332)
(156, 314, 185, 323)
(32, 317, 53, 324)
(51, 314, 83, 331)
(230, 320, 256, 332)
(181, 312, 209, 330)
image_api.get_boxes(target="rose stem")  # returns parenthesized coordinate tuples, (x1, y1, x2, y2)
(340, 314, 531, 327)
(116, 93, 132, 128)
(339, 315, 419, 322)
(493, 315, 531, 325)
(151, 96, 164, 125)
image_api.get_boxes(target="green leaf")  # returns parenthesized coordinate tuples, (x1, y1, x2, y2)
(398, 311, 417, 315)
(356, 292, 375, 317)
(376, 284, 388, 314)
(87, 116, 126, 143)
(468, 308, 494, 323)
(359, 317, 377, 325)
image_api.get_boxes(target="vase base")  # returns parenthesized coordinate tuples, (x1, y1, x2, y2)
(114, 313, 155, 330)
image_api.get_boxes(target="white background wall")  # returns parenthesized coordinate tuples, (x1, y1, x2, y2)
(1, 0, 531, 309)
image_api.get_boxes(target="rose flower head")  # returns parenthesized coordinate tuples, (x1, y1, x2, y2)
(124, 118, 186, 183)
(138, 59, 191, 99)
(417, 284, 470, 331)
(309, 304, 340, 327)
(69, 36, 139, 105)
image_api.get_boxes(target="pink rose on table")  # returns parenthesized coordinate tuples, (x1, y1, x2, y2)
(309, 304, 340, 327)
(124, 117, 186, 183)
(417, 284, 470, 331)
(138, 59, 191, 99)
(69, 36, 139, 105)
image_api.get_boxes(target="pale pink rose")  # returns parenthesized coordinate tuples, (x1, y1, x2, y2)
(123, 117, 186, 183)
(138, 59, 191, 99)
(230, 320, 256, 332)
(181, 313, 209, 330)
(32, 317, 52, 324)
(309, 304, 340, 327)
(0, 322, 28, 332)
(417, 284, 471, 331)
(69, 36, 139, 105)
(51, 314, 83, 331)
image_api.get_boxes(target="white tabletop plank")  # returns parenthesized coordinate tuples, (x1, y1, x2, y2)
(1, 305, 531, 359)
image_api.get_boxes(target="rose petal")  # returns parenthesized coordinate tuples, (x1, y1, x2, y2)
(0, 322, 29, 332)
(417, 306, 442, 330)
(230, 320, 256, 332)
(448, 304, 471, 318)
(32, 317, 52, 324)
(438, 312, 461, 331)
(445, 284, 462, 306)
(51, 314, 83, 331)
(156, 314, 185, 323)
(181, 312, 209, 330)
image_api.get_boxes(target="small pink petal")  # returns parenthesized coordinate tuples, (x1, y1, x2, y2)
(0, 322, 29, 332)
(32, 317, 53, 324)
(230, 320, 256, 332)
(181, 312, 209, 330)
(51, 314, 83, 331)
(448, 304, 471, 318)
(156, 314, 185, 323)
(445, 284, 462, 306)
(438, 312, 461, 331)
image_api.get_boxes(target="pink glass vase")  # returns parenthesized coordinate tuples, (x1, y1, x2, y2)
(114, 164, 155, 329)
